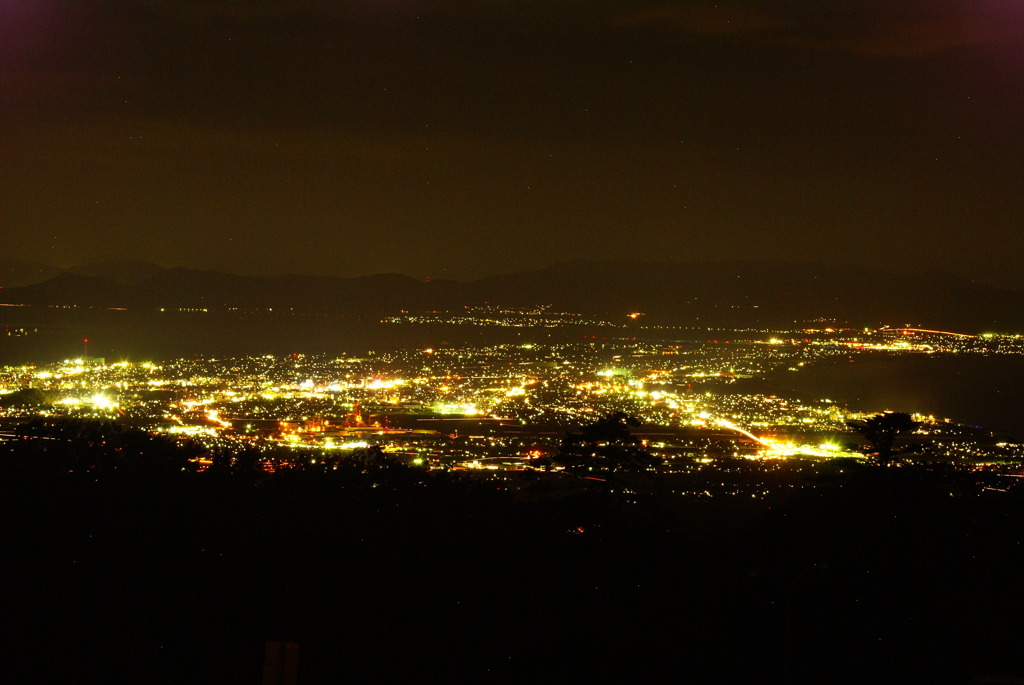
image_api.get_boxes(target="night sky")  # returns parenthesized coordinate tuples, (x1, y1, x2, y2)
(3, 1, 1023, 287)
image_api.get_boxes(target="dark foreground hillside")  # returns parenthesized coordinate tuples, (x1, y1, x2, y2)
(3, 436, 1023, 684)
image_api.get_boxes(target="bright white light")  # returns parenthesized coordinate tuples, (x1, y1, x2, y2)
(90, 394, 115, 409)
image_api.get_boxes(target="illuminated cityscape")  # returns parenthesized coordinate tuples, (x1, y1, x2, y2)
(6, 325, 1024, 472)
(6, 1, 1024, 682)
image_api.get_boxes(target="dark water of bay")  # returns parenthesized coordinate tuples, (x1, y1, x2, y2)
(0, 310, 608, 365)
(742, 352, 1024, 438)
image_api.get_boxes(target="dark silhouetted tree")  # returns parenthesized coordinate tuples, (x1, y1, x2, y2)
(847, 412, 920, 465)
(0, 387, 58, 408)
(556, 412, 660, 471)
(5, 417, 201, 477)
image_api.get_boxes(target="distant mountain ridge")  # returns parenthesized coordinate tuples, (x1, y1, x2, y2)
(65, 259, 166, 286)
(2, 259, 1023, 332)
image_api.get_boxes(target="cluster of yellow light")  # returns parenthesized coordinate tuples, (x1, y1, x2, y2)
(205, 409, 232, 428)
(180, 399, 216, 409)
(682, 415, 860, 459)
(323, 440, 369, 450)
(757, 440, 861, 459)
(166, 425, 218, 437)
(90, 394, 116, 409)
(435, 403, 479, 415)
(56, 394, 118, 409)
(713, 417, 769, 446)
(365, 378, 405, 390)
(825, 340, 934, 353)
(462, 460, 499, 470)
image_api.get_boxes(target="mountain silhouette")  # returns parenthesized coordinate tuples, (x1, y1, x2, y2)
(65, 259, 166, 286)
(2, 259, 1022, 331)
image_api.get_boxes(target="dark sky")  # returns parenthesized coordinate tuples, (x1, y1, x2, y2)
(3, 1, 1023, 286)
